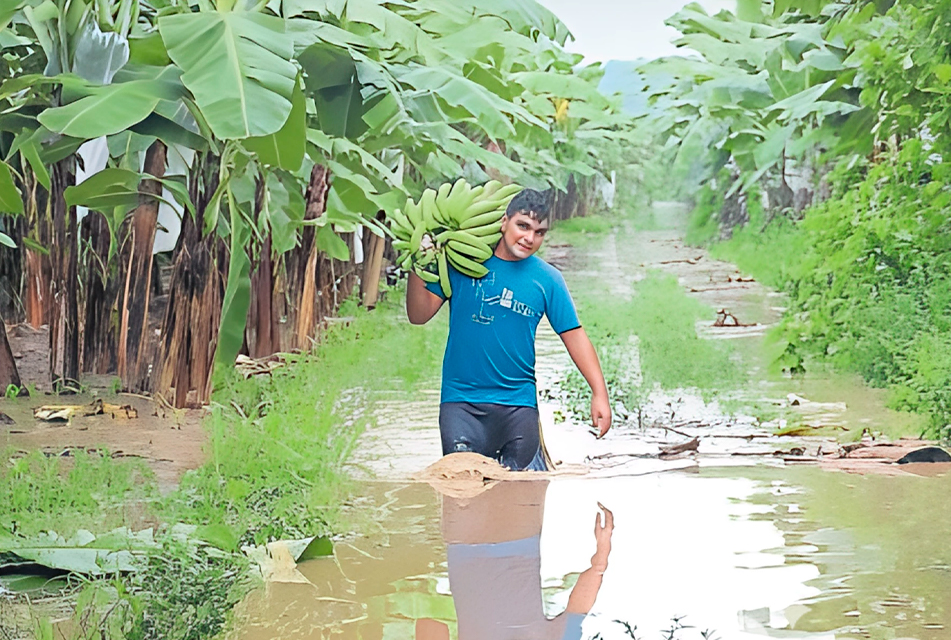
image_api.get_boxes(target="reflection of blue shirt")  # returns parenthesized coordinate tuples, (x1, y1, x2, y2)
(447, 535, 586, 640)
(426, 255, 580, 407)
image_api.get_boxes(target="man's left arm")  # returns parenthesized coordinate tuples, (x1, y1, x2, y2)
(560, 327, 611, 438)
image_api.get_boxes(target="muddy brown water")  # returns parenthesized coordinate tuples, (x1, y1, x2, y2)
(4, 204, 933, 638)
(230, 204, 947, 639)
(233, 467, 951, 640)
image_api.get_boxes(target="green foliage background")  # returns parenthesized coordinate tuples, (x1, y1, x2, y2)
(644, 0, 951, 437)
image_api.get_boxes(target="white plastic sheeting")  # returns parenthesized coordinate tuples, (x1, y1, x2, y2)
(155, 146, 193, 254)
(74, 140, 193, 255)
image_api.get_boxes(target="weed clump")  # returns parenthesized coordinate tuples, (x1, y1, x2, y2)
(0, 449, 153, 538)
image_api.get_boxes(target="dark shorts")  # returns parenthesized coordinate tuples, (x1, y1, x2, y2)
(438, 402, 548, 471)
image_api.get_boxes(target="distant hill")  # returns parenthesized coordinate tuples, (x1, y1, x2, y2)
(598, 59, 649, 115)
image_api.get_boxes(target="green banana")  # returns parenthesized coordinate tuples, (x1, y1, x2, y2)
(460, 209, 505, 230)
(389, 209, 414, 240)
(417, 250, 436, 267)
(420, 189, 438, 228)
(495, 184, 522, 200)
(409, 221, 425, 253)
(445, 178, 468, 206)
(433, 183, 453, 225)
(448, 239, 492, 261)
(435, 182, 452, 208)
(386, 179, 525, 298)
(446, 249, 489, 278)
(414, 265, 439, 283)
(481, 180, 502, 198)
(437, 250, 452, 298)
(434, 228, 453, 244)
(460, 198, 504, 219)
(445, 179, 475, 221)
(449, 229, 494, 252)
(467, 222, 503, 237)
(404, 198, 422, 227)
(480, 232, 502, 246)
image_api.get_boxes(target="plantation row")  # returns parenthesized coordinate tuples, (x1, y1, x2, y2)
(0, 0, 638, 406)
(637, 0, 951, 435)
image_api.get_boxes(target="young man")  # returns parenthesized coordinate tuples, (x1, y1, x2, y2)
(406, 188, 611, 471)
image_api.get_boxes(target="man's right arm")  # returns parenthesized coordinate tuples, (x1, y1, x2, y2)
(406, 272, 445, 324)
(566, 503, 613, 614)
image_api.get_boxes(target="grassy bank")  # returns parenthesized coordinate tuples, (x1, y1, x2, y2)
(1, 293, 445, 639)
(700, 146, 951, 438)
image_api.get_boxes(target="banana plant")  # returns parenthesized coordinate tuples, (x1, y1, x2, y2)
(0, 0, 641, 405)
(635, 2, 868, 196)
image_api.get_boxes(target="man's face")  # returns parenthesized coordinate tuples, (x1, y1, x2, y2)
(495, 212, 550, 261)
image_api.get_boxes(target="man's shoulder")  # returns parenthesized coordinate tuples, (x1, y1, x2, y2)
(524, 255, 566, 283)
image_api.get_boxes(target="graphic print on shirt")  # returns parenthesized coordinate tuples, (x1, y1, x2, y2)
(471, 273, 541, 325)
(472, 273, 498, 325)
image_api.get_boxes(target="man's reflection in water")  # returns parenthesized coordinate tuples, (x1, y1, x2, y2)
(417, 480, 613, 640)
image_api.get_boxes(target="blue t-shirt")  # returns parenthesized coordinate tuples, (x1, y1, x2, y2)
(426, 255, 580, 407)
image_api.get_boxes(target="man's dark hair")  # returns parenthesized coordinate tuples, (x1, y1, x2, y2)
(505, 188, 550, 221)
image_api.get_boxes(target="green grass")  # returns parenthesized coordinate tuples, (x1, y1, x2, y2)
(0, 449, 155, 538)
(551, 240, 746, 417)
(708, 219, 806, 290)
(627, 274, 745, 392)
(544, 207, 746, 419)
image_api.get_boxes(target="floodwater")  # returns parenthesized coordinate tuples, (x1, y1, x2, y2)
(234, 204, 944, 640)
(233, 466, 951, 640)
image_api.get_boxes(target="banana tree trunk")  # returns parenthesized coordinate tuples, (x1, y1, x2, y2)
(22, 172, 52, 329)
(0, 316, 22, 393)
(288, 165, 359, 349)
(246, 235, 280, 359)
(0, 217, 24, 321)
(153, 155, 222, 408)
(284, 163, 330, 350)
(153, 214, 223, 408)
(118, 141, 167, 391)
(360, 222, 386, 309)
(80, 212, 117, 374)
(49, 158, 80, 390)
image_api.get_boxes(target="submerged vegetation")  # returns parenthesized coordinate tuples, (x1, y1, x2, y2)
(167, 294, 445, 546)
(712, 146, 951, 437)
(549, 218, 744, 423)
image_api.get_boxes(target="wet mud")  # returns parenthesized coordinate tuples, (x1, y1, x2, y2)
(0, 391, 206, 490)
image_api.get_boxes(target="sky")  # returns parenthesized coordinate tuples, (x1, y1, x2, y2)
(537, 0, 738, 63)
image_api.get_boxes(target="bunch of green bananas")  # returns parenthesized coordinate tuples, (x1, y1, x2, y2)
(388, 179, 521, 298)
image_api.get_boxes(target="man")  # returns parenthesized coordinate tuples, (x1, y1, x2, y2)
(405, 188, 611, 471)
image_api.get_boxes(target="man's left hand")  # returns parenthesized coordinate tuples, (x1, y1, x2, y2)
(591, 393, 611, 438)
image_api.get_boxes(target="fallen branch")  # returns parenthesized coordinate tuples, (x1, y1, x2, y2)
(586, 452, 653, 461)
(660, 425, 692, 439)
(714, 309, 757, 328)
(659, 437, 700, 458)
(659, 256, 703, 265)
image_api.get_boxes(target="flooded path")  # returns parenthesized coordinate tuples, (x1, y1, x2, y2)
(234, 204, 948, 640)
(234, 467, 951, 639)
